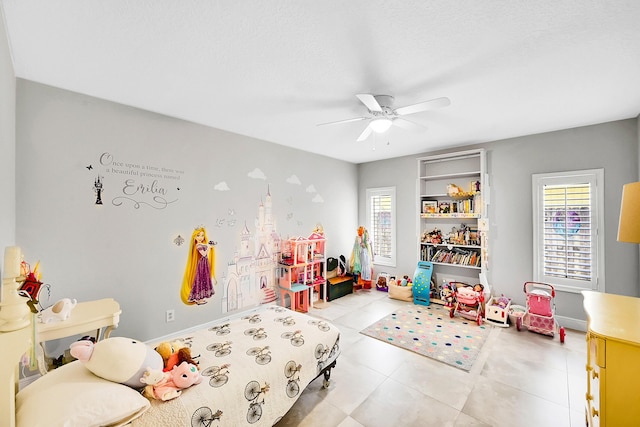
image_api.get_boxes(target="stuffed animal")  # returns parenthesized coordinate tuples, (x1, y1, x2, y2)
(496, 294, 511, 309)
(140, 367, 167, 398)
(403, 275, 412, 287)
(447, 183, 464, 196)
(145, 362, 203, 401)
(155, 340, 184, 369)
(427, 228, 442, 244)
(70, 336, 164, 389)
(155, 340, 199, 372)
(176, 347, 199, 368)
(441, 283, 454, 307)
(39, 298, 77, 323)
(140, 366, 166, 387)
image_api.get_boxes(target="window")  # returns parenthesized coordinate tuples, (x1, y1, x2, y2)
(532, 169, 604, 293)
(366, 187, 396, 267)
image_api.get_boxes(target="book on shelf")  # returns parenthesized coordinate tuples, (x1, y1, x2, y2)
(424, 247, 481, 267)
(428, 198, 475, 215)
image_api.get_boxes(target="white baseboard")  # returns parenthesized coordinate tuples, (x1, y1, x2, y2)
(145, 304, 270, 345)
(556, 315, 587, 332)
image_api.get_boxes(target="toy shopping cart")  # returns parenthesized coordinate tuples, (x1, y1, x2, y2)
(516, 282, 565, 343)
(449, 282, 485, 326)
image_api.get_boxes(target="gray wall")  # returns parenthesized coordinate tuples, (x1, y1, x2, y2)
(359, 119, 639, 324)
(6, 40, 640, 337)
(0, 5, 16, 257)
(487, 122, 638, 321)
(15, 80, 358, 341)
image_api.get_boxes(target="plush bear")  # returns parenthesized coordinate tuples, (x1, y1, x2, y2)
(70, 336, 164, 389)
(144, 362, 203, 401)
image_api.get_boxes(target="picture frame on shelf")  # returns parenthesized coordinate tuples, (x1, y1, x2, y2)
(438, 201, 451, 213)
(422, 201, 437, 214)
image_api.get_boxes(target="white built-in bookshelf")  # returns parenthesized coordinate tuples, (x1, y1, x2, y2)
(417, 149, 489, 303)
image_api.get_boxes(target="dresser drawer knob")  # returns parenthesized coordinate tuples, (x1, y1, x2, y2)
(586, 393, 593, 401)
(592, 371, 598, 379)
(592, 407, 599, 418)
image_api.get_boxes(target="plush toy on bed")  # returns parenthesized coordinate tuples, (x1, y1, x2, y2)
(140, 362, 203, 401)
(69, 336, 164, 389)
(140, 366, 166, 390)
(155, 340, 199, 372)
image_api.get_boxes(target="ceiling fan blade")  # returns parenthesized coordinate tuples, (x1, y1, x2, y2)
(356, 123, 373, 141)
(356, 94, 382, 112)
(393, 118, 427, 131)
(317, 117, 369, 127)
(394, 97, 451, 116)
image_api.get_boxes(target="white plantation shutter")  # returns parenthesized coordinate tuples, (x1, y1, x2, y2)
(532, 170, 603, 292)
(366, 187, 396, 267)
(543, 184, 591, 280)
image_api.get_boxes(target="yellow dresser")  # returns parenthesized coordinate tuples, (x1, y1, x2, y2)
(582, 290, 640, 426)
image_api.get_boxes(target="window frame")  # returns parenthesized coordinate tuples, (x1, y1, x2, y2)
(366, 186, 396, 268)
(532, 169, 604, 293)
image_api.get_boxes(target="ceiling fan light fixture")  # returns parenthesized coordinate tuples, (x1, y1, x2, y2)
(370, 118, 392, 133)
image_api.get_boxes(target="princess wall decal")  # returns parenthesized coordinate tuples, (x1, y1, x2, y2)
(180, 226, 217, 306)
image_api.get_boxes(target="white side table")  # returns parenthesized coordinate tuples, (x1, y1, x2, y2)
(36, 298, 121, 374)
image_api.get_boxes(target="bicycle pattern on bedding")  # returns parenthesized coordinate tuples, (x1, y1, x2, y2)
(141, 305, 340, 427)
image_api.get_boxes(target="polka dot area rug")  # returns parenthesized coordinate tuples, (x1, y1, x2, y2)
(360, 304, 491, 371)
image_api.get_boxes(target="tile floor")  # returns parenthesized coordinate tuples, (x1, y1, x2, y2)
(276, 288, 587, 427)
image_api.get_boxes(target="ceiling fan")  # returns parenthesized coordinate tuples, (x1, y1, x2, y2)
(318, 94, 451, 141)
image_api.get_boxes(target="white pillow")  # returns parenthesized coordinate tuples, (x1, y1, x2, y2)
(16, 361, 150, 427)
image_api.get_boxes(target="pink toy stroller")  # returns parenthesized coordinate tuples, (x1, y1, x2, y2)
(516, 282, 565, 343)
(449, 282, 485, 326)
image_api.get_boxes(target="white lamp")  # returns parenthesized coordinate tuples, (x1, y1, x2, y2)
(370, 118, 392, 133)
(618, 182, 640, 243)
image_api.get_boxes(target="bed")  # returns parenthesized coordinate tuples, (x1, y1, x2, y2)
(4, 304, 340, 427)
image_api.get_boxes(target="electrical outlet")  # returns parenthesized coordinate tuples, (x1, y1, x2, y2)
(166, 309, 175, 322)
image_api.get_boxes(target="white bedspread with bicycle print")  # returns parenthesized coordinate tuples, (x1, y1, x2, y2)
(131, 305, 341, 427)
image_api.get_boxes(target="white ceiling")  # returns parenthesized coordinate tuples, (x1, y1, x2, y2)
(2, 1, 640, 164)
